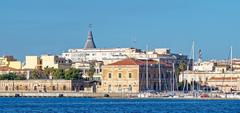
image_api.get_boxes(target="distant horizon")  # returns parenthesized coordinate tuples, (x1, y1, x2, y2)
(1, 0, 240, 61)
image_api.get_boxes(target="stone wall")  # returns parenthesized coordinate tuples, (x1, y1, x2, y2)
(0, 80, 84, 92)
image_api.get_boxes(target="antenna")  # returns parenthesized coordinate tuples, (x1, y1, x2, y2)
(88, 24, 92, 31)
(132, 37, 137, 48)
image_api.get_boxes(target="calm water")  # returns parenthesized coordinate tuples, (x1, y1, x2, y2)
(0, 98, 239, 113)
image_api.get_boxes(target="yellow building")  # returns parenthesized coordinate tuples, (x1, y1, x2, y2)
(100, 58, 172, 93)
(0, 56, 22, 69)
(23, 55, 72, 70)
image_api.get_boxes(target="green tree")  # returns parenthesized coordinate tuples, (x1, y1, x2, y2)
(53, 69, 65, 79)
(64, 68, 82, 80)
(0, 73, 26, 80)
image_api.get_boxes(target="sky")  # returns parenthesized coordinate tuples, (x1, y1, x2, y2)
(0, 0, 240, 61)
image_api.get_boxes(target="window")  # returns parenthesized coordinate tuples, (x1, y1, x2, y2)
(52, 86, 56, 90)
(5, 86, 8, 91)
(118, 73, 122, 78)
(128, 85, 132, 92)
(129, 73, 132, 78)
(108, 85, 111, 92)
(108, 73, 112, 78)
(63, 85, 66, 91)
(34, 86, 37, 91)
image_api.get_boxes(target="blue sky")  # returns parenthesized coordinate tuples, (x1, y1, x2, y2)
(0, 0, 240, 61)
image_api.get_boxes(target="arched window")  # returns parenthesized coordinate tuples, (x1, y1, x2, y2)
(43, 86, 47, 92)
(63, 85, 66, 91)
(108, 73, 112, 79)
(52, 86, 56, 91)
(34, 86, 37, 91)
(5, 86, 8, 91)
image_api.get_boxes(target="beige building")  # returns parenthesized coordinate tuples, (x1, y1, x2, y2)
(0, 56, 22, 69)
(99, 58, 173, 93)
(208, 76, 240, 92)
(23, 55, 72, 70)
(0, 66, 30, 76)
(179, 71, 240, 92)
(0, 80, 84, 92)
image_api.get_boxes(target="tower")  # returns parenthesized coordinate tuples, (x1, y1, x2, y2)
(84, 24, 96, 49)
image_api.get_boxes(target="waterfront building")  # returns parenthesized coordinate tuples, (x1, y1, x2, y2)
(179, 60, 240, 92)
(23, 54, 72, 70)
(0, 80, 84, 92)
(99, 58, 173, 93)
(0, 56, 22, 69)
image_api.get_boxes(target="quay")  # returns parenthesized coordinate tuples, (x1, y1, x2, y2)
(0, 92, 138, 98)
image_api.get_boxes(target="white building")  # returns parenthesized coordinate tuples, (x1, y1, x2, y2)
(193, 61, 216, 72)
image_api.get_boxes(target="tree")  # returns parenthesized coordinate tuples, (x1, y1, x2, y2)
(52, 69, 65, 79)
(0, 73, 26, 80)
(64, 68, 82, 80)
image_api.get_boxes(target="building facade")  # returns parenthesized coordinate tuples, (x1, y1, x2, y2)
(23, 55, 72, 70)
(99, 58, 173, 93)
(0, 80, 84, 92)
(0, 56, 22, 69)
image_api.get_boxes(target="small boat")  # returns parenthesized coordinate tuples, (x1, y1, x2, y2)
(200, 93, 209, 98)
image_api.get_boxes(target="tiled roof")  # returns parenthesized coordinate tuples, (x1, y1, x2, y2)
(108, 58, 170, 66)
(109, 58, 145, 65)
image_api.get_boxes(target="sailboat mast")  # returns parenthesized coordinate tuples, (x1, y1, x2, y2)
(158, 58, 161, 91)
(146, 45, 149, 90)
(192, 41, 195, 91)
(230, 46, 233, 91)
(172, 63, 175, 92)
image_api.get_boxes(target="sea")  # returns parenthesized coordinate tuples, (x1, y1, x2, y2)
(0, 98, 239, 113)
